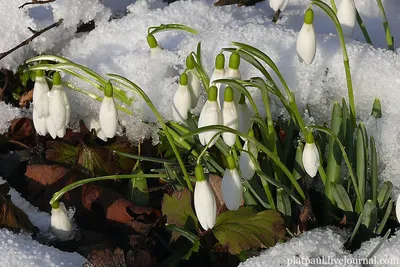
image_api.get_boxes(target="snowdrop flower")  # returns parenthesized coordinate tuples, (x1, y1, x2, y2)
(198, 86, 222, 148)
(336, 0, 357, 38)
(83, 115, 108, 142)
(222, 155, 243, 210)
(269, 0, 289, 12)
(194, 165, 217, 230)
(172, 73, 192, 123)
(239, 130, 258, 180)
(302, 133, 320, 177)
(48, 72, 69, 138)
(51, 202, 74, 241)
(222, 86, 239, 146)
(209, 53, 225, 108)
(186, 55, 201, 108)
(99, 82, 118, 138)
(225, 52, 242, 102)
(32, 70, 49, 136)
(296, 8, 316, 66)
(237, 94, 251, 141)
(147, 34, 163, 56)
(396, 194, 400, 224)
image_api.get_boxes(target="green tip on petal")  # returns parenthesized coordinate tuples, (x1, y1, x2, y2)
(304, 8, 314, 24)
(229, 51, 240, 70)
(215, 53, 225, 70)
(51, 201, 60, 209)
(226, 155, 236, 170)
(147, 34, 158, 48)
(105, 82, 114, 97)
(247, 129, 254, 138)
(186, 55, 195, 70)
(195, 165, 206, 182)
(208, 86, 218, 101)
(52, 72, 62, 86)
(239, 94, 245, 104)
(35, 69, 44, 78)
(306, 132, 314, 144)
(180, 73, 188, 86)
(371, 98, 382, 119)
(224, 86, 234, 102)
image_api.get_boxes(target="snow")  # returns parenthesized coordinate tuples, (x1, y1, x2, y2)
(1, 0, 400, 266)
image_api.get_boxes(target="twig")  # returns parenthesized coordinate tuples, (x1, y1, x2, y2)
(0, 19, 63, 61)
(19, 0, 55, 9)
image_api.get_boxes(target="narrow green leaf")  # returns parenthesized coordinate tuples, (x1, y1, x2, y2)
(331, 182, 353, 212)
(371, 98, 382, 118)
(361, 200, 377, 233)
(377, 181, 393, 209)
(355, 125, 366, 213)
(292, 141, 304, 180)
(376, 200, 393, 235)
(346, 212, 363, 249)
(370, 136, 378, 205)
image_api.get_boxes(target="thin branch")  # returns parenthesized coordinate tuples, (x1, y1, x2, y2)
(0, 19, 63, 61)
(19, 0, 55, 9)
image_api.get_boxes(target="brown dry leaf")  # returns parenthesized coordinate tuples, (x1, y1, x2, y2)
(85, 247, 126, 267)
(298, 198, 316, 233)
(208, 174, 227, 215)
(8, 117, 34, 141)
(19, 89, 33, 107)
(25, 165, 71, 186)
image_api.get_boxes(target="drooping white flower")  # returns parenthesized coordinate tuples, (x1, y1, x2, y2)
(33, 70, 50, 119)
(396, 194, 400, 224)
(83, 115, 107, 142)
(209, 53, 225, 108)
(46, 114, 57, 139)
(224, 52, 242, 102)
(51, 202, 74, 241)
(32, 108, 47, 136)
(222, 155, 243, 211)
(186, 55, 201, 108)
(302, 137, 320, 177)
(269, 0, 289, 12)
(239, 131, 258, 180)
(172, 73, 192, 123)
(237, 94, 251, 141)
(296, 8, 316, 66)
(198, 86, 222, 148)
(48, 72, 67, 137)
(222, 86, 238, 147)
(336, 0, 357, 38)
(194, 165, 217, 230)
(99, 82, 118, 138)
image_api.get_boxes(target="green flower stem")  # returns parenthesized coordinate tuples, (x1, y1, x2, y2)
(330, 0, 337, 13)
(311, 0, 356, 127)
(356, 11, 373, 45)
(181, 125, 306, 200)
(107, 74, 193, 191)
(308, 126, 362, 205)
(49, 174, 166, 205)
(376, 0, 394, 50)
(113, 150, 176, 164)
(64, 81, 133, 115)
(147, 24, 198, 35)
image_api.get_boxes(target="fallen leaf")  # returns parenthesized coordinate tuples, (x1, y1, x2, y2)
(85, 247, 126, 267)
(8, 117, 34, 141)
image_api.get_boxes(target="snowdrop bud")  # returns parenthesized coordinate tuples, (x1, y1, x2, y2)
(99, 82, 118, 138)
(51, 202, 74, 241)
(296, 8, 316, 66)
(225, 52, 241, 102)
(186, 55, 201, 108)
(269, 0, 289, 12)
(222, 155, 243, 210)
(194, 165, 217, 230)
(222, 86, 238, 146)
(302, 133, 320, 177)
(210, 53, 226, 108)
(49, 72, 66, 132)
(238, 94, 251, 141)
(172, 73, 192, 123)
(336, 0, 356, 38)
(198, 86, 222, 147)
(396, 194, 400, 224)
(239, 130, 258, 180)
(147, 34, 163, 56)
(33, 70, 50, 119)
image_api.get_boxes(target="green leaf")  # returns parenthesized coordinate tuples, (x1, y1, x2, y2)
(162, 189, 198, 229)
(212, 207, 285, 254)
(331, 182, 353, 212)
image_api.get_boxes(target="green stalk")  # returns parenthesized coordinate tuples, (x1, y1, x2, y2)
(108, 74, 193, 191)
(311, 0, 356, 127)
(148, 24, 198, 35)
(376, 0, 394, 50)
(181, 125, 306, 200)
(49, 174, 166, 205)
(356, 11, 373, 45)
(376, 200, 393, 235)
(330, 0, 337, 13)
(370, 136, 378, 205)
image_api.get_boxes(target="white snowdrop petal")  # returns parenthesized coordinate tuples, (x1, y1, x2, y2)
(32, 108, 48, 136)
(239, 141, 257, 180)
(36, 92, 50, 119)
(33, 76, 50, 105)
(194, 180, 217, 230)
(222, 101, 239, 147)
(238, 103, 251, 141)
(222, 168, 243, 210)
(302, 142, 320, 177)
(49, 89, 66, 130)
(61, 89, 71, 126)
(198, 101, 222, 147)
(296, 23, 316, 66)
(337, 0, 356, 38)
(99, 96, 118, 138)
(269, 0, 286, 11)
(396, 194, 400, 224)
(51, 203, 74, 241)
(45, 116, 57, 139)
(188, 70, 201, 108)
(172, 84, 192, 123)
